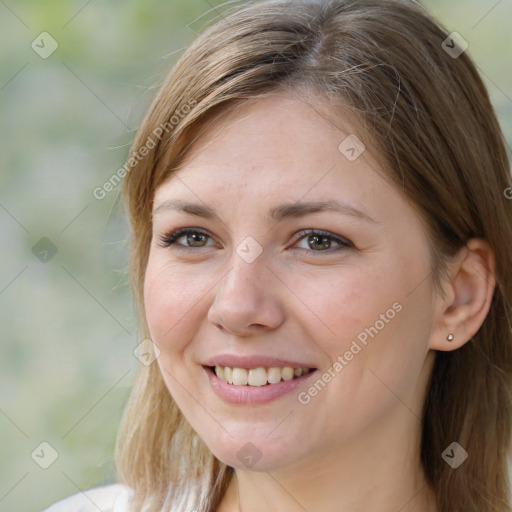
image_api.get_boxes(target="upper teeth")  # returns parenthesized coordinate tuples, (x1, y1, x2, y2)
(215, 366, 311, 386)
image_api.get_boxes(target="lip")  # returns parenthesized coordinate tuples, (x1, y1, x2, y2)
(202, 354, 316, 370)
(202, 365, 317, 405)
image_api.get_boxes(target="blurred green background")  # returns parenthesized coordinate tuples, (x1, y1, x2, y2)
(0, 1, 510, 511)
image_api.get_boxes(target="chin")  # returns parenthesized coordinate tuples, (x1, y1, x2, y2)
(201, 431, 307, 472)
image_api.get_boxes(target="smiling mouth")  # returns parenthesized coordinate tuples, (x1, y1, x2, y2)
(207, 365, 316, 386)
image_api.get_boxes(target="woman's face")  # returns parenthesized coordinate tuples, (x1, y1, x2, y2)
(144, 92, 439, 471)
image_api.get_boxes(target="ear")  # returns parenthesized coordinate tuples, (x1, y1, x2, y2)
(429, 238, 496, 352)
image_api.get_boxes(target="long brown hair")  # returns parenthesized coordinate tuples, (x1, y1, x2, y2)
(116, 1, 512, 510)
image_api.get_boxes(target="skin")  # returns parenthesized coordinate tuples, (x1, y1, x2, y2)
(144, 91, 495, 512)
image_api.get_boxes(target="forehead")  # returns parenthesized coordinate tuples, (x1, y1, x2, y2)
(153, 92, 409, 225)
(179, 93, 351, 167)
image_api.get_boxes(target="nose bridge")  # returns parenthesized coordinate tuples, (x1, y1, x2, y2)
(208, 249, 285, 334)
(219, 250, 270, 308)
(235, 237, 266, 274)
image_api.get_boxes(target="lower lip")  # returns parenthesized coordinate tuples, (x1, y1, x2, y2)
(203, 366, 317, 404)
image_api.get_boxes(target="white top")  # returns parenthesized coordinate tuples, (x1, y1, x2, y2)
(41, 484, 133, 512)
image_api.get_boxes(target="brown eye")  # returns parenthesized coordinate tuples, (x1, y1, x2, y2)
(306, 234, 335, 250)
(185, 232, 209, 247)
(293, 230, 352, 254)
(159, 228, 214, 249)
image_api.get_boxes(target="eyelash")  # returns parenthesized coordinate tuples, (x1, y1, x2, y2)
(158, 227, 353, 255)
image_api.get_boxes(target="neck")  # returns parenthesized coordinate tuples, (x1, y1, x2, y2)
(217, 409, 438, 512)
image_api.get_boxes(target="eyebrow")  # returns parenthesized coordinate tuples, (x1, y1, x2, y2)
(153, 199, 377, 224)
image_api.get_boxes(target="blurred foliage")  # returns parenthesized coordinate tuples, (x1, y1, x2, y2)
(0, 0, 510, 511)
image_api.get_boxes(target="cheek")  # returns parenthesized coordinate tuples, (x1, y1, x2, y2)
(292, 261, 401, 351)
(334, 292, 432, 424)
(294, 258, 432, 399)
(143, 257, 210, 348)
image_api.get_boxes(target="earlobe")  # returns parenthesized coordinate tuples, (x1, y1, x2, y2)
(429, 238, 496, 352)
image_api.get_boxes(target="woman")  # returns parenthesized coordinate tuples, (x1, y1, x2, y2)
(44, 0, 512, 511)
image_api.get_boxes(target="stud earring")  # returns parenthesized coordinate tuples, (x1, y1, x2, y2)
(447, 334, 454, 342)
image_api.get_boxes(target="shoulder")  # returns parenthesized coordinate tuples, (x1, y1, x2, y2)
(41, 483, 133, 512)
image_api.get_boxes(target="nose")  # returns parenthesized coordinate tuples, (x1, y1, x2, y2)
(208, 254, 286, 336)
